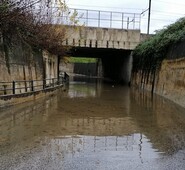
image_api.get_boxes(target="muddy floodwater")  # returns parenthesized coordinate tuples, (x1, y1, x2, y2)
(0, 77, 185, 170)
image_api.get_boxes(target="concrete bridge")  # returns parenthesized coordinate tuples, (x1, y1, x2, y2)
(62, 8, 148, 50)
(64, 26, 143, 50)
(60, 8, 149, 84)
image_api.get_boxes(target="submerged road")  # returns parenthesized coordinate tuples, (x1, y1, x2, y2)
(0, 77, 185, 170)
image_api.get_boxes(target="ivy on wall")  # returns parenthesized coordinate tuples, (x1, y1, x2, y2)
(133, 17, 185, 73)
(132, 17, 185, 93)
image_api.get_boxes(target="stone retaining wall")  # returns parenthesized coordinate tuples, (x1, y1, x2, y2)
(131, 58, 185, 108)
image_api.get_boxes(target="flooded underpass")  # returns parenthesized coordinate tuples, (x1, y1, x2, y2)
(0, 77, 185, 170)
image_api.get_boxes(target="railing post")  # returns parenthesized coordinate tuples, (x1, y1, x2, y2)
(122, 13, 124, 29)
(64, 72, 69, 82)
(110, 12, 112, 28)
(3, 85, 7, 95)
(127, 17, 129, 29)
(12, 81, 15, 94)
(86, 10, 88, 26)
(52, 78, 55, 87)
(31, 80, 34, 91)
(139, 14, 141, 30)
(133, 14, 135, 29)
(98, 11, 100, 27)
(64, 72, 66, 82)
(43, 79, 45, 89)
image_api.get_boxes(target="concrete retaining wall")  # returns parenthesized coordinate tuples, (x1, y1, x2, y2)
(59, 62, 74, 74)
(0, 46, 43, 83)
(0, 34, 59, 81)
(43, 50, 59, 85)
(0, 34, 60, 106)
(132, 58, 185, 108)
(74, 63, 97, 76)
(156, 58, 185, 107)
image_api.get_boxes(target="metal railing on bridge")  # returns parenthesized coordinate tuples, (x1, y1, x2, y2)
(54, 8, 141, 30)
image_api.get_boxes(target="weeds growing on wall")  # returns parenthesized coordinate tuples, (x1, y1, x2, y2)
(132, 17, 185, 91)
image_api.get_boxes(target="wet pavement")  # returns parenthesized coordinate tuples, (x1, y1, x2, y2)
(0, 77, 185, 170)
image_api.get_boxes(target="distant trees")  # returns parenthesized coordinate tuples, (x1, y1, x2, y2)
(0, 0, 70, 55)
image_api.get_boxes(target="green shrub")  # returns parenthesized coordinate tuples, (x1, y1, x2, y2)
(133, 17, 185, 73)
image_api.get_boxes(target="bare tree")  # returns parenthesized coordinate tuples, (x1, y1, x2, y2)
(0, 0, 69, 55)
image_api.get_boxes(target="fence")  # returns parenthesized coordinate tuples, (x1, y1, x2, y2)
(55, 8, 141, 30)
(0, 73, 69, 96)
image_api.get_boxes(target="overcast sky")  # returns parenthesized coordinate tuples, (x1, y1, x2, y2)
(65, 0, 185, 34)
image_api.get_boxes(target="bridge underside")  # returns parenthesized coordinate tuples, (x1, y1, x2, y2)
(68, 47, 132, 85)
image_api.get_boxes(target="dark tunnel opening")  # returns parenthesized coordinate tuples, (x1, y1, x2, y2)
(68, 47, 133, 85)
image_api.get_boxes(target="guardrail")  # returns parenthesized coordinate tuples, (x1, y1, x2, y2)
(55, 8, 141, 30)
(0, 72, 69, 96)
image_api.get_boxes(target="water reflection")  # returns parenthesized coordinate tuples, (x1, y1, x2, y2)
(0, 78, 185, 169)
(68, 76, 102, 98)
(130, 88, 185, 155)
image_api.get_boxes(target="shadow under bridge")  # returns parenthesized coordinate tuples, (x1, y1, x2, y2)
(69, 47, 133, 85)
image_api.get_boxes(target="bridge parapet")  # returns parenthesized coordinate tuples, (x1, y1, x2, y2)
(64, 26, 141, 50)
(57, 8, 143, 50)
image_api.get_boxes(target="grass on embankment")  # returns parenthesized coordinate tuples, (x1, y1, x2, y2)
(68, 57, 97, 63)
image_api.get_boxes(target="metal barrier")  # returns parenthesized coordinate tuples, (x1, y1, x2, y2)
(0, 72, 69, 96)
(59, 8, 141, 30)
